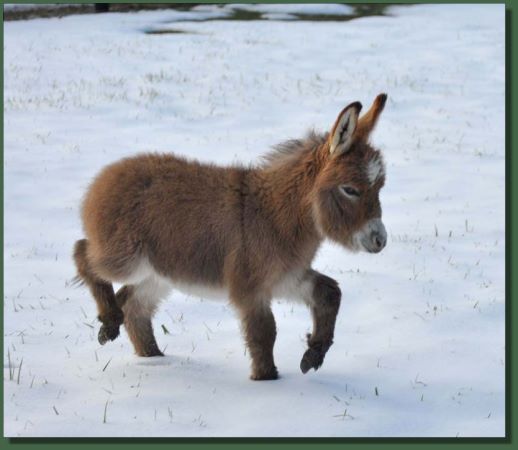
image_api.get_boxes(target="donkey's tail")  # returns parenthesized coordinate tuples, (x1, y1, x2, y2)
(73, 239, 124, 345)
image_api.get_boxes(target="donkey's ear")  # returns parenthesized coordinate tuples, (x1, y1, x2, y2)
(329, 101, 362, 156)
(354, 93, 387, 142)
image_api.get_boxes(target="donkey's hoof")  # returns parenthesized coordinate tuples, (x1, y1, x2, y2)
(300, 347, 324, 374)
(139, 348, 164, 357)
(250, 366, 279, 381)
(98, 324, 120, 345)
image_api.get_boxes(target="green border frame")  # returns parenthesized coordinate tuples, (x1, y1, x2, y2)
(1, 0, 514, 447)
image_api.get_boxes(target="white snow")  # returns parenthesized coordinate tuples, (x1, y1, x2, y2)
(4, 4, 505, 437)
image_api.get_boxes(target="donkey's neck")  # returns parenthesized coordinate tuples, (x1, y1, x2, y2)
(253, 141, 327, 266)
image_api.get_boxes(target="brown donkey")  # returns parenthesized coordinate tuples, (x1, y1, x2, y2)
(74, 94, 388, 380)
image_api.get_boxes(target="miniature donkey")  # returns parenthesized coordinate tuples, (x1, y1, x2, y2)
(74, 94, 388, 380)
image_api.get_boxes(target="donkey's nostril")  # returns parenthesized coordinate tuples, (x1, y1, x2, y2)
(365, 219, 387, 253)
(372, 232, 386, 250)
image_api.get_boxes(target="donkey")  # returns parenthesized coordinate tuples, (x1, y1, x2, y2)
(73, 93, 388, 380)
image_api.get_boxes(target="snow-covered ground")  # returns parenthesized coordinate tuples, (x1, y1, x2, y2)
(4, 4, 505, 437)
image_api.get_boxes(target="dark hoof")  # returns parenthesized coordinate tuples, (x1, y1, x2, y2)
(250, 366, 279, 381)
(140, 348, 164, 357)
(98, 324, 120, 345)
(97, 309, 124, 345)
(300, 347, 325, 374)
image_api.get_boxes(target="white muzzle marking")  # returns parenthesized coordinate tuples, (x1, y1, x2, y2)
(352, 218, 387, 253)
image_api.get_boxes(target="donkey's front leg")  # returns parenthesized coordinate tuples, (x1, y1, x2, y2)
(235, 300, 278, 381)
(300, 270, 341, 374)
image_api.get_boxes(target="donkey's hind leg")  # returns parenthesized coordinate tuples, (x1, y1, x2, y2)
(299, 270, 341, 374)
(73, 239, 124, 345)
(118, 278, 170, 357)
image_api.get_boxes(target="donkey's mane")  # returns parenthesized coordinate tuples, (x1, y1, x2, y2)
(260, 130, 327, 169)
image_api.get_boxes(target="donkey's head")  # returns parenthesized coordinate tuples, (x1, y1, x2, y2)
(312, 94, 388, 253)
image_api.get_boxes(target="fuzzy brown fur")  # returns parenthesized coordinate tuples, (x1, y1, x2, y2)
(73, 94, 388, 380)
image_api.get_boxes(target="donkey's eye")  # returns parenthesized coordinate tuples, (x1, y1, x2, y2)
(340, 185, 360, 197)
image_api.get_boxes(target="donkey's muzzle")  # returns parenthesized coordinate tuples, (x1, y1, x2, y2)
(370, 229, 387, 253)
(363, 218, 387, 253)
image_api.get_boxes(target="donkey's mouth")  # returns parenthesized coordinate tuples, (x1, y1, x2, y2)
(360, 236, 386, 254)
(363, 244, 384, 254)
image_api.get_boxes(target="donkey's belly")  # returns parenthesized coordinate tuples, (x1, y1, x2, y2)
(172, 281, 229, 301)
(118, 256, 228, 303)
